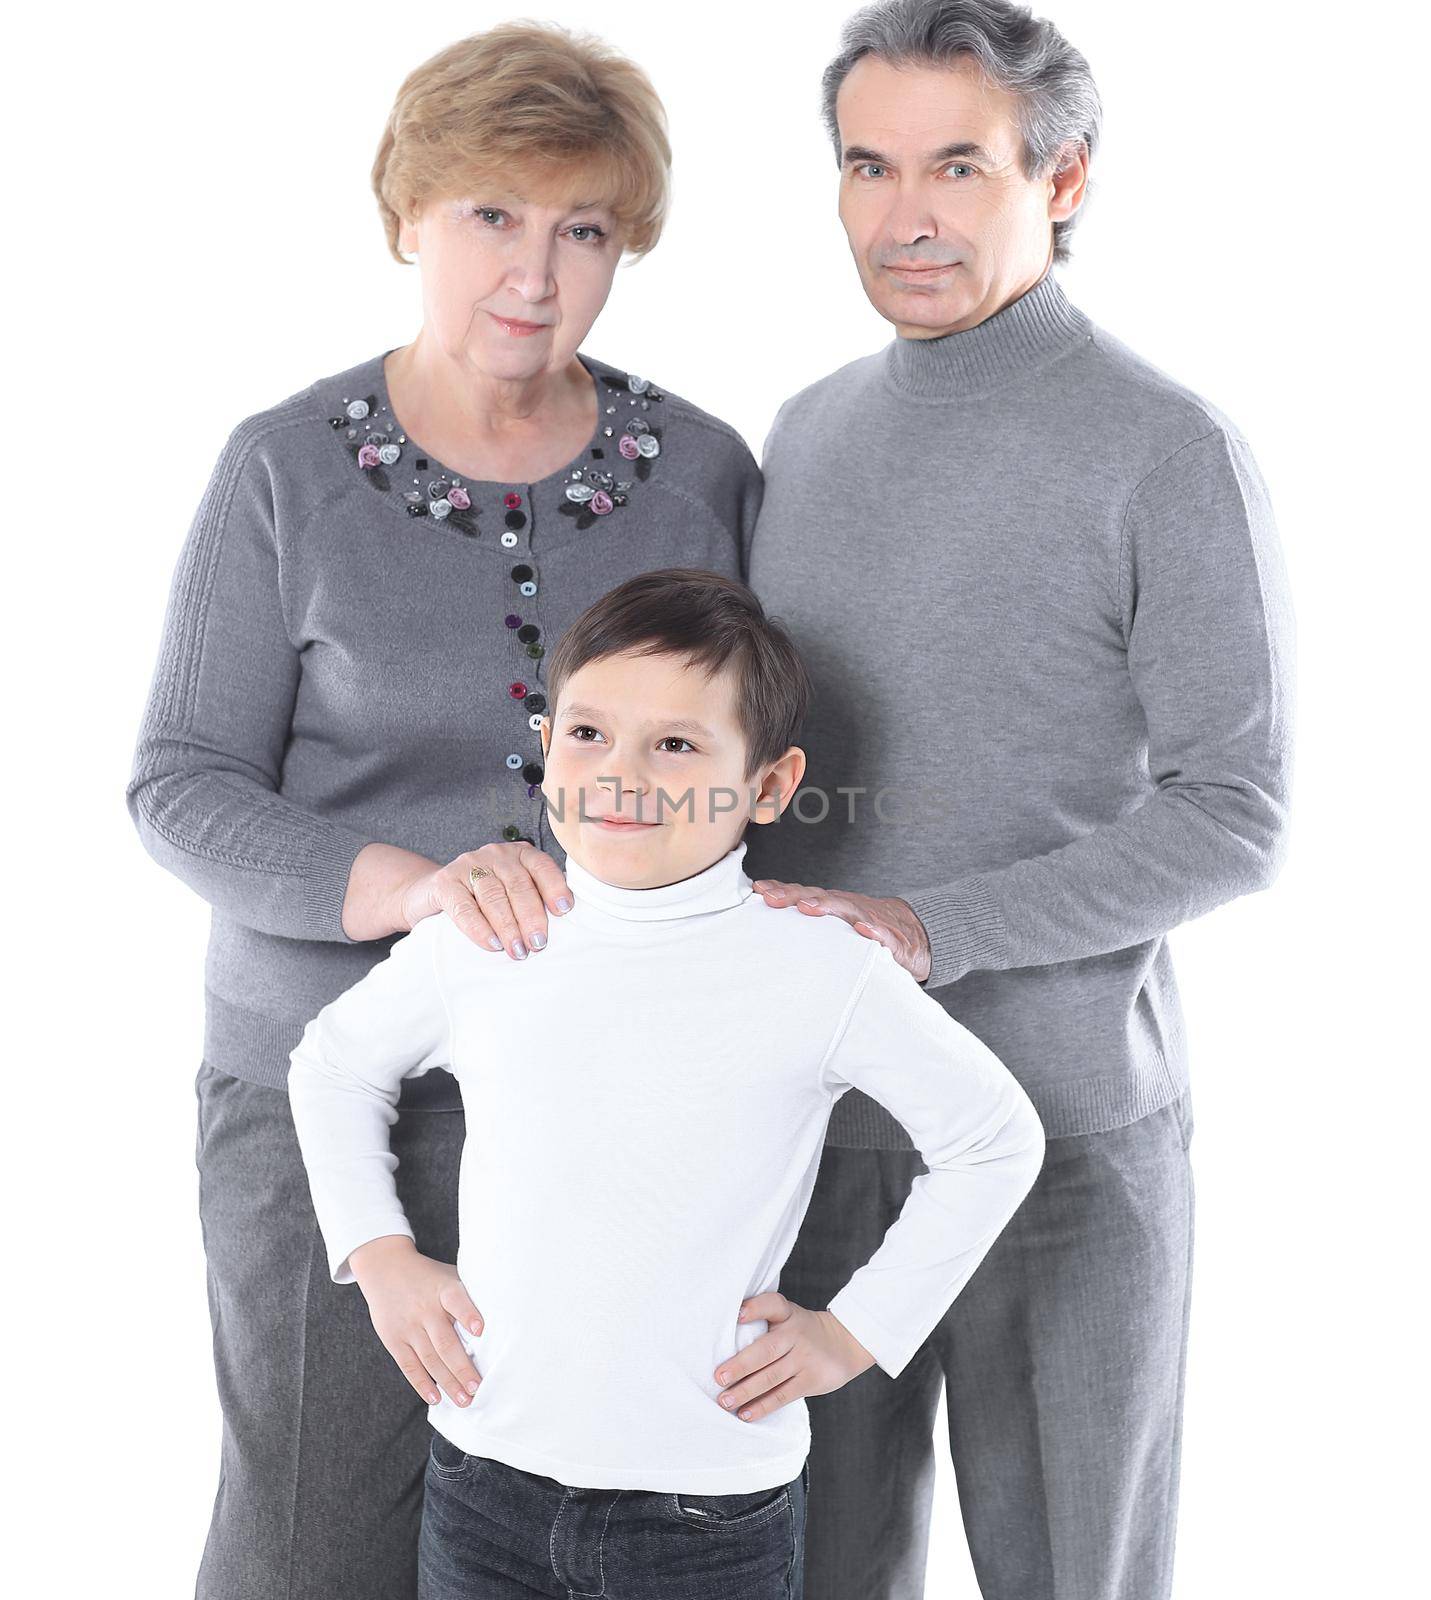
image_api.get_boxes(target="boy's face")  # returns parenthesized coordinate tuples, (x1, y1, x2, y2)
(539, 649, 804, 888)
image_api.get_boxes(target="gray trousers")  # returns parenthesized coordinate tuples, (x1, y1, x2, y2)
(780, 1088, 1196, 1600)
(192, 1061, 466, 1600)
(192, 1062, 1192, 1600)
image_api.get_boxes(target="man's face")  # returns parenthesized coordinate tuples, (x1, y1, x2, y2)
(538, 649, 802, 889)
(835, 54, 1085, 337)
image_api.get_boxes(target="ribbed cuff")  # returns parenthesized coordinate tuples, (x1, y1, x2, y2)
(902, 873, 1009, 990)
(305, 827, 380, 944)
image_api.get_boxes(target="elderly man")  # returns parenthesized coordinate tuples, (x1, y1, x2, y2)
(740, 1, 1295, 1597)
(457, 1, 1293, 1593)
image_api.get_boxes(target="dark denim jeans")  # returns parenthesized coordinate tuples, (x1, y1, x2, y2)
(418, 1431, 808, 1599)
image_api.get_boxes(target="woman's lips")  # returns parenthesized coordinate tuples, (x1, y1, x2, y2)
(488, 311, 550, 337)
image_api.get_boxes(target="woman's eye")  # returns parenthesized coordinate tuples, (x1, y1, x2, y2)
(567, 224, 607, 244)
(476, 207, 506, 226)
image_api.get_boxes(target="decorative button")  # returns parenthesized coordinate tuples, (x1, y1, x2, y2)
(526, 642, 545, 658)
(522, 762, 544, 784)
(566, 483, 595, 504)
(508, 681, 528, 699)
(510, 563, 533, 581)
(618, 434, 640, 461)
(377, 443, 402, 466)
(519, 580, 537, 597)
(504, 492, 523, 509)
(346, 399, 371, 420)
(448, 485, 471, 510)
(524, 692, 546, 713)
(501, 530, 519, 548)
(516, 623, 540, 643)
(636, 434, 660, 459)
(505, 753, 523, 770)
(430, 498, 452, 518)
(501, 824, 522, 842)
(527, 712, 544, 730)
(590, 490, 614, 515)
(505, 510, 527, 530)
(505, 614, 521, 628)
(357, 443, 381, 469)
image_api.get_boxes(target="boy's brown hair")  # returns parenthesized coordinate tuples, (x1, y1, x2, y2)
(544, 569, 813, 784)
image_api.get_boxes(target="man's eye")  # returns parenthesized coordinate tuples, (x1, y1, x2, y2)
(943, 163, 976, 178)
(477, 207, 506, 226)
(854, 163, 886, 179)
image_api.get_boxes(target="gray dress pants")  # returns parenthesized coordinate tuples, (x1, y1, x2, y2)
(781, 1088, 1196, 1600)
(192, 1060, 466, 1600)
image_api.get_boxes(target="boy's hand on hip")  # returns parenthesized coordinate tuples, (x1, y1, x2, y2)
(712, 1291, 876, 1422)
(349, 1237, 487, 1409)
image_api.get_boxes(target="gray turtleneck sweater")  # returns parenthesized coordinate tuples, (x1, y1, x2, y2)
(746, 266, 1296, 1146)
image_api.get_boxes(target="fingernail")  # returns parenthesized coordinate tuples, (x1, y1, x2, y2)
(512, 941, 527, 959)
(488, 936, 503, 950)
(470, 1318, 482, 1333)
(529, 931, 546, 949)
(467, 1380, 479, 1395)
(721, 1394, 736, 1407)
(797, 898, 818, 908)
(555, 897, 572, 912)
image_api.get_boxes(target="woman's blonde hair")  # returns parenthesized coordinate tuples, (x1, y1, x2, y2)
(371, 21, 671, 264)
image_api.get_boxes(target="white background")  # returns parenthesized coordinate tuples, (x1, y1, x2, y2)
(8, 1, 1426, 1593)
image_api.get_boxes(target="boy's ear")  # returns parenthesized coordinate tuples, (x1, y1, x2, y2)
(538, 716, 550, 757)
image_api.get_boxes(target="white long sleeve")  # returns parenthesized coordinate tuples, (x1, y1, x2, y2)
(822, 941, 1046, 1379)
(281, 840, 1044, 1492)
(286, 915, 454, 1283)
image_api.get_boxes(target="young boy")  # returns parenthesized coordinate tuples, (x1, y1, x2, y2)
(287, 569, 1045, 1599)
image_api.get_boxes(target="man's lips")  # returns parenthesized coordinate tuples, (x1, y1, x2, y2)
(885, 261, 960, 279)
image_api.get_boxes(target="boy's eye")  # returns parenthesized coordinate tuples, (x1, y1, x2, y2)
(658, 737, 695, 754)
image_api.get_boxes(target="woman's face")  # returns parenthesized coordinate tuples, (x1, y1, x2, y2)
(397, 184, 623, 380)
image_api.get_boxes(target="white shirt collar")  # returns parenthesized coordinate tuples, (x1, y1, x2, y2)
(561, 838, 753, 922)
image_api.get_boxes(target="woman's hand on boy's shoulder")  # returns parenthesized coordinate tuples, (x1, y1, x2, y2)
(349, 1237, 488, 1409)
(397, 841, 573, 962)
(711, 1290, 877, 1423)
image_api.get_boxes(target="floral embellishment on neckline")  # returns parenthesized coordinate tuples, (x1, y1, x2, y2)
(328, 388, 484, 537)
(326, 365, 665, 539)
(559, 372, 666, 531)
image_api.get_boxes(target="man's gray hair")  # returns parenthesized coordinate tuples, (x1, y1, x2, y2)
(821, 0, 1102, 263)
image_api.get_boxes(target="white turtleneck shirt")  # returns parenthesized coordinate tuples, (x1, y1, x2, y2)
(287, 837, 1045, 1492)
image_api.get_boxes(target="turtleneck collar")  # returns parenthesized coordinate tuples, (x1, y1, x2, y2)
(562, 838, 753, 922)
(884, 265, 1091, 400)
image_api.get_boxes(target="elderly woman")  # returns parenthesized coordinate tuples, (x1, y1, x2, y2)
(126, 22, 759, 1600)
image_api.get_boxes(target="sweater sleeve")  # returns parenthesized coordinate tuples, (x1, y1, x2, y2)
(820, 943, 1045, 1378)
(899, 425, 1297, 990)
(287, 916, 456, 1284)
(124, 418, 379, 943)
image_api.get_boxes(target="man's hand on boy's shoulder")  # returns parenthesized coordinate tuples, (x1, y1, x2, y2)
(348, 1236, 489, 1411)
(711, 1291, 877, 1423)
(749, 878, 932, 983)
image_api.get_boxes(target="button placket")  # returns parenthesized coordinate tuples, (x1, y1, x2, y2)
(498, 514, 543, 845)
